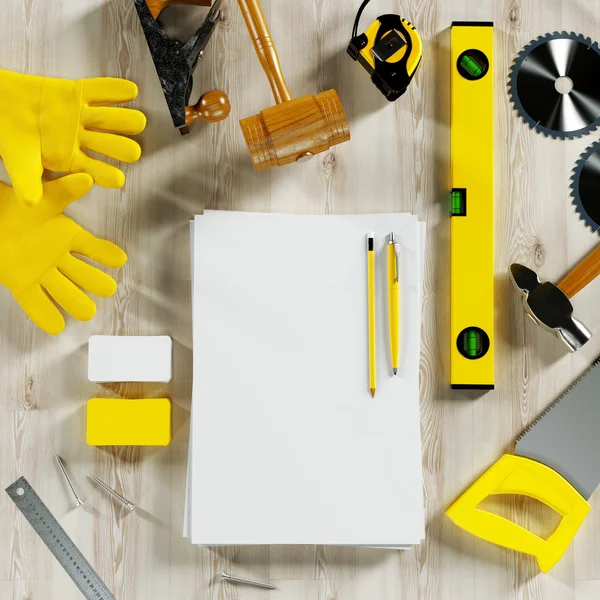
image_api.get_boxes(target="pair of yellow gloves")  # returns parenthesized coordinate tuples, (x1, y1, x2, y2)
(0, 69, 146, 334)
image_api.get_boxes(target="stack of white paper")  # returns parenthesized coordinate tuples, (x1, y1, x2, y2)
(185, 211, 426, 547)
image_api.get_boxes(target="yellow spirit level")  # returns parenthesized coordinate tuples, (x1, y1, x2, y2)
(347, 1, 422, 101)
(450, 22, 494, 390)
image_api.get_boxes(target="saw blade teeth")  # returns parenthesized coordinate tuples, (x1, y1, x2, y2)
(570, 140, 600, 233)
(508, 31, 600, 140)
(515, 357, 600, 442)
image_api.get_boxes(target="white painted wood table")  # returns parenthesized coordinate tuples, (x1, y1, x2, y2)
(1, 0, 600, 598)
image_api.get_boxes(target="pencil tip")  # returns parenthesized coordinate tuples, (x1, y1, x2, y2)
(370, 388, 376, 398)
(393, 369, 397, 376)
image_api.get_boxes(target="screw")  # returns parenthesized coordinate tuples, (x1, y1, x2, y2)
(87, 475, 136, 512)
(221, 572, 276, 590)
(55, 455, 83, 507)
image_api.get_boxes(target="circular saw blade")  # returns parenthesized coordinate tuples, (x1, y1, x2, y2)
(508, 32, 600, 139)
(571, 140, 600, 232)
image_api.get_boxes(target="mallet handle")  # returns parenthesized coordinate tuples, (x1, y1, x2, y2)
(146, 0, 212, 20)
(237, 0, 292, 104)
(558, 245, 600, 298)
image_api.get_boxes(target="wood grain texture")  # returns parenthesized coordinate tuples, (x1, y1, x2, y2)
(1, 0, 600, 598)
(240, 90, 351, 171)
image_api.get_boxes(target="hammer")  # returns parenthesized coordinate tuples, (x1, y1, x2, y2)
(511, 245, 600, 351)
(237, 0, 351, 170)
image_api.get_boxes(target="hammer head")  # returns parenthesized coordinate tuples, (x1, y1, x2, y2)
(239, 90, 351, 171)
(510, 263, 592, 352)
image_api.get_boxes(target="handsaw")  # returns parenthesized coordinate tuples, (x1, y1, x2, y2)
(446, 358, 600, 572)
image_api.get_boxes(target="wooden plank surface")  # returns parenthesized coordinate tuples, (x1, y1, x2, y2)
(1, 0, 600, 598)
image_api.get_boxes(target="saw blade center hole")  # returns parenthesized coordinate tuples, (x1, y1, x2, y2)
(555, 76, 574, 95)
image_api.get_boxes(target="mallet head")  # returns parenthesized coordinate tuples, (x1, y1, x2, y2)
(510, 263, 592, 352)
(239, 90, 350, 171)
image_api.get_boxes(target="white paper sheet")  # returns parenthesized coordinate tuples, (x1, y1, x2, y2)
(185, 211, 426, 546)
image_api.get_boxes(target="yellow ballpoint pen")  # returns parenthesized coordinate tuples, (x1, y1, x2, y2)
(367, 233, 376, 398)
(388, 233, 401, 375)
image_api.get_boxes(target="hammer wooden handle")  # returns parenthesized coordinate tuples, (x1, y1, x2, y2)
(558, 245, 600, 298)
(237, 0, 292, 104)
(147, 0, 212, 20)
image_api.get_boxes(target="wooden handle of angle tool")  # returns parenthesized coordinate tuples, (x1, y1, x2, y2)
(185, 90, 231, 124)
(557, 245, 600, 298)
(237, 0, 292, 104)
(146, 0, 212, 20)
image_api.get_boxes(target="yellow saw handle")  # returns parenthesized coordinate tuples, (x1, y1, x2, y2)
(445, 454, 591, 573)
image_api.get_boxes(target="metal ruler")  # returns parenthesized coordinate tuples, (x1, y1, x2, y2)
(6, 476, 116, 600)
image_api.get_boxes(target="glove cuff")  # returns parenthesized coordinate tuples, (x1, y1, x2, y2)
(0, 69, 44, 149)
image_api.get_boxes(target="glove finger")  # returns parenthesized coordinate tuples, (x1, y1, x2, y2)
(40, 268, 97, 322)
(70, 149, 126, 188)
(3, 152, 44, 207)
(71, 229, 128, 269)
(17, 285, 66, 335)
(82, 78, 139, 105)
(82, 106, 147, 135)
(41, 174, 94, 215)
(58, 253, 118, 298)
(80, 129, 142, 163)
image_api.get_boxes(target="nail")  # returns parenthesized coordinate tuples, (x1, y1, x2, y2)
(221, 572, 276, 590)
(55, 455, 83, 507)
(87, 475, 136, 512)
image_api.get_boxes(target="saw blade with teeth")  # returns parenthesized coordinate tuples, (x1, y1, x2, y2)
(508, 32, 600, 139)
(571, 140, 600, 232)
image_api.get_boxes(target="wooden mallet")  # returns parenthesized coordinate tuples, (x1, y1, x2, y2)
(237, 0, 351, 171)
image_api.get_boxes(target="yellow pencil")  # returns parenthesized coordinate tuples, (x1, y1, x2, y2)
(388, 233, 401, 375)
(367, 233, 376, 398)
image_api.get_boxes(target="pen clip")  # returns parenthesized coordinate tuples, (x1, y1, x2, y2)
(388, 233, 400, 283)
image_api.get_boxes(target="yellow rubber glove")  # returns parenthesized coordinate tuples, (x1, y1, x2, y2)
(0, 174, 127, 335)
(0, 69, 147, 206)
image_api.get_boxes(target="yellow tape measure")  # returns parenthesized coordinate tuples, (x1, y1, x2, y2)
(347, 0, 422, 101)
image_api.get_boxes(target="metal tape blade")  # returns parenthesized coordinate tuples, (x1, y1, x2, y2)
(516, 358, 600, 499)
